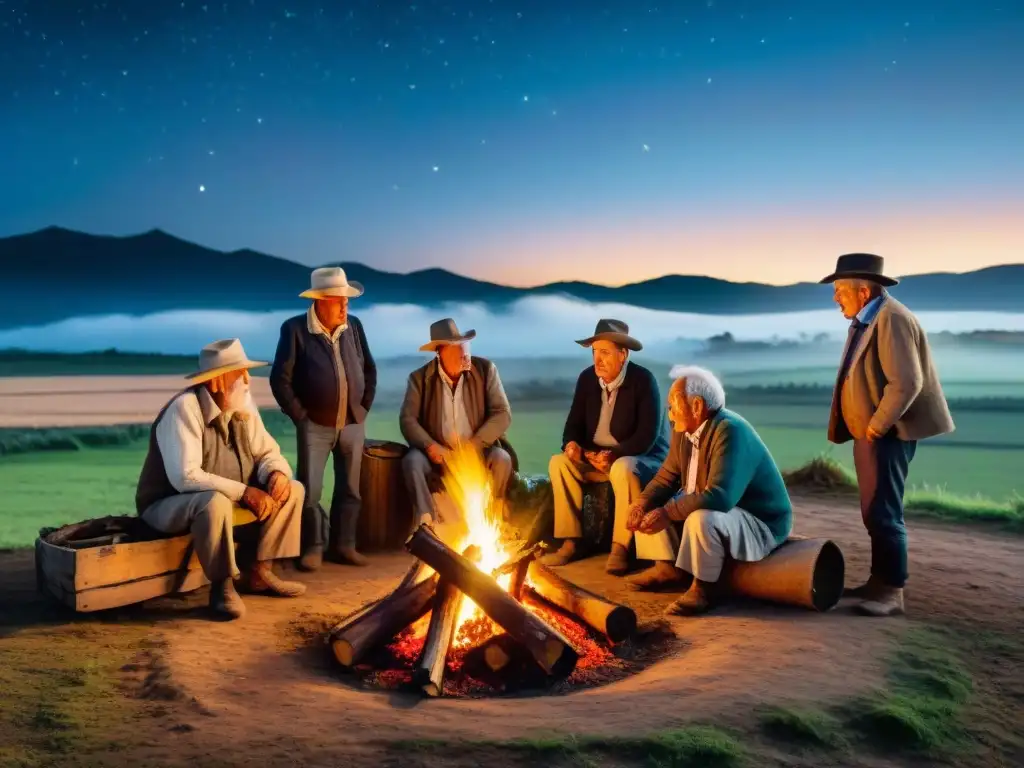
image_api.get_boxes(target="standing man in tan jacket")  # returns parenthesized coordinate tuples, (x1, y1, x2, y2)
(821, 253, 954, 617)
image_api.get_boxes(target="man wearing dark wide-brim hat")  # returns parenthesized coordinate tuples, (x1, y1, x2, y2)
(821, 253, 954, 617)
(399, 318, 517, 528)
(540, 319, 671, 570)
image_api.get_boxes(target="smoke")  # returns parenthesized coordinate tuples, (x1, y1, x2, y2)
(2, 294, 1024, 360)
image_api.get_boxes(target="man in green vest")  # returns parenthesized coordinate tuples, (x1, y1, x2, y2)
(399, 318, 516, 530)
(628, 365, 793, 616)
(136, 338, 306, 620)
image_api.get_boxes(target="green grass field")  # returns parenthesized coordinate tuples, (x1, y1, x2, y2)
(3, 400, 1023, 548)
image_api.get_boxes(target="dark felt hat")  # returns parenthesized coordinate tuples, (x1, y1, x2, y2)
(575, 318, 643, 352)
(819, 253, 898, 287)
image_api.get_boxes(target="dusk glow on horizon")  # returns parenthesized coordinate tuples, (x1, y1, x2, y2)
(2, 1, 1022, 286)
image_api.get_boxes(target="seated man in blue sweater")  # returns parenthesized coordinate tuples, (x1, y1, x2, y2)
(628, 365, 793, 616)
(270, 267, 377, 571)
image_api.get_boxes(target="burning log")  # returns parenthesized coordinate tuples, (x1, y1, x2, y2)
(493, 544, 542, 601)
(330, 559, 439, 668)
(412, 545, 480, 697)
(525, 562, 637, 644)
(406, 524, 579, 678)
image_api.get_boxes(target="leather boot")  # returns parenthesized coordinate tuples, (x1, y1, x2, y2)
(336, 546, 369, 566)
(209, 579, 246, 620)
(605, 543, 630, 575)
(844, 574, 884, 599)
(627, 561, 688, 591)
(855, 587, 905, 617)
(665, 578, 718, 616)
(297, 545, 323, 572)
(538, 539, 577, 566)
(249, 562, 307, 597)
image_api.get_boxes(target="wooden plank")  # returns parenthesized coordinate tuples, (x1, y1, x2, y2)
(71, 535, 199, 591)
(74, 568, 212, 612)
(35, 536, 78, 595)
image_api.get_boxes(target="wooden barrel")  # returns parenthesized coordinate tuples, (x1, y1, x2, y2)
(355, 439, 412, 551)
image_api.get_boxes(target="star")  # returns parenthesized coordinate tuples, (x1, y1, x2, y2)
(432, 165, 439, 172)
(199, 185, 205, 192)
(523, 95, 529, 102)
(642, 144, 650, 152)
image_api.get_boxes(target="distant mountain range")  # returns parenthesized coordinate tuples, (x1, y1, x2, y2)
(0, 226, 1021, 330)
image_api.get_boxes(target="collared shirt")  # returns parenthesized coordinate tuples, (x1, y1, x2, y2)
(593, 361, 628, 448)
(684, 419, 708, 494)
(306, 305, 349, 428)
(438, 361, 474, 447)
(857, 293, 885, 326)
(154, 386, 292, 502)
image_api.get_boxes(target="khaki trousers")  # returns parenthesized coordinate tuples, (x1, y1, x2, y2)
(675, 507, 780, 582)
(548, 453, 678, 561)
(141, 480, 305, 582)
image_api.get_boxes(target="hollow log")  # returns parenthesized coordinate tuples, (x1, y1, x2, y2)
(525, 562, 637, 643)
(405, 524, 579, 678)
(721, 536, 845, 612)
(412, 545, 479, 697)
(330, 559, 439, 668)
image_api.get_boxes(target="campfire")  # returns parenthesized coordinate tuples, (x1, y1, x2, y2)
(328, 443, 640, 697)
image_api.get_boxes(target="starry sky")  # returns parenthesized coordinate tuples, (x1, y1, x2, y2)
(1, 0, 1022, 287)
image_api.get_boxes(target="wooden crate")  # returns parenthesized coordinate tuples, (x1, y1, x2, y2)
(36, 507, 257, 613)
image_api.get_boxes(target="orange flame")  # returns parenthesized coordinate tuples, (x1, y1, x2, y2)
(438, 441, 513, 646)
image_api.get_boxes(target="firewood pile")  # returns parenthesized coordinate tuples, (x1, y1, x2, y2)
(328, 523, 638, 697)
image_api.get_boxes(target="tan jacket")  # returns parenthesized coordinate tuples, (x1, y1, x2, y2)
(828, 295, 954, 443)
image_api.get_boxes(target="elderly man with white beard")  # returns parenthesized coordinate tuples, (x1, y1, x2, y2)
(135, 338, 306, 620)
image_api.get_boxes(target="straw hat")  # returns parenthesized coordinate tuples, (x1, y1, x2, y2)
(299, 266, 364, 299)
(185, 338, 268, 384)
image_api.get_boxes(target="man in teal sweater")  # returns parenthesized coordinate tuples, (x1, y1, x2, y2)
(627, 365, 793, 616)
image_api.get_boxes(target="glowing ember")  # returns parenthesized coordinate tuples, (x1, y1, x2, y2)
(437, 441, 514, 646)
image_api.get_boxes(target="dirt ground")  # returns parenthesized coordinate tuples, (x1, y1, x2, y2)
(2, 496, 1023, 768)
(0, 376, 278, 428)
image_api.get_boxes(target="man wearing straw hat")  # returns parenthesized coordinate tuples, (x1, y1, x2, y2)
(135, 338, 306, 620)
(540, 319, 671, 571)
(271, 267, 377, 571)
(399, 318, 516, 527)
(819, 253, 954, 617)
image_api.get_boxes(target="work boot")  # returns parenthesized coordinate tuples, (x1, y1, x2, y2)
(843, 574, 883, 599)
(627, 561, 688, 591)
(538, 539, 577, 566)
(297, 545, 323, 572)
(605, 543, 630, 575)
(249, 562, 307, 597)
(855, 587, 905, 617)
(209, 579, 246, 620)
(665, 578, 718, 617)
(336, 546, 370, 566)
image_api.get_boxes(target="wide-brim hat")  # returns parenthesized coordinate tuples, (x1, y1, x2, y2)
(575, 318, 642, 352)
(186, 338, 268, 384)
(819, 253, 899, 287)
(419, 318, 476, 352)
(300, 266, 364, 299)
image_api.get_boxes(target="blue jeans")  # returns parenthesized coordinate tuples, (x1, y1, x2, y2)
(853, 433, 917, 588)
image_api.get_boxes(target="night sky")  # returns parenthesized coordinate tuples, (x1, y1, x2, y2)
(1, 0, 1021, 286)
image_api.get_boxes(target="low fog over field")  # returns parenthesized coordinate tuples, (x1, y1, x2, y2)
(2, 295, 1023, 399)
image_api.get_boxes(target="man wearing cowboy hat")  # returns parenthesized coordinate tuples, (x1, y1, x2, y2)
(270, 266, 377, 570)
(541, 319, 671, 570)
(136, 338, 306, 620)
(399, 318, 515, 527)
(821, 253, 954, 617)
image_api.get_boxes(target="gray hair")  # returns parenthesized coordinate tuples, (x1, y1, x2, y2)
(836, 277, 884, 296)
(668, 365, 726, 411)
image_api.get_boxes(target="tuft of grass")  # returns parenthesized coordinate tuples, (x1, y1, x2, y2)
(784, 454, 1024, 531)
(758, 705, 843, 748)
(848, 628, 973, 754)
(392, 724, 746, 767)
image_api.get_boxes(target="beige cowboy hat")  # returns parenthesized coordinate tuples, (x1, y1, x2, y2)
(185, 338, 268, 384)
(575, 318, 643, 352)
(419, 318, 476, 352)
(299, 266, 365, 299)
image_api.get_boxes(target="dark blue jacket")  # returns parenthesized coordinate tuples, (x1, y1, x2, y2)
(270, 313, 376, 427)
